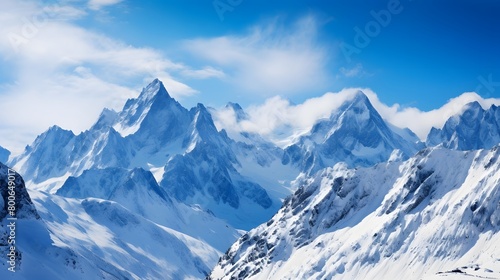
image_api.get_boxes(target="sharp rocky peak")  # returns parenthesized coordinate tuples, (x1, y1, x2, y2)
(137, 78, 172, 103)
(119, 79, 176, 123)
(341, 91, 375, 113)
(225, 102, 247, 120)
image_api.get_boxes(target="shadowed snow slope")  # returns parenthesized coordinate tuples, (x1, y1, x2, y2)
(0, 163, 131, 280)
(427, 101, 500, 150)
(282, 91, 423, 174)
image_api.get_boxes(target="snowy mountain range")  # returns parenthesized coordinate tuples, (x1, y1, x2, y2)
(427, 101, 500, 150)
(209, 146, 500, 279)
(2, 78, 500, 279)
(281, 91, 424, 174)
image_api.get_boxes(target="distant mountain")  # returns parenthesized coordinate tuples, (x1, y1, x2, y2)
(57, 167, 178, 225)
(427, 101, 500, 150)
(56, 166, 240, 252)
(282, 91, 423, 174)
(0, 145, 10, 163)
(210, 146, 500, 280)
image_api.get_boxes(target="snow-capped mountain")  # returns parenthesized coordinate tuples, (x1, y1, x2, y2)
(209, 146, 500, 279)
(0, 162, 238, 279)
(10, 79, 278, 230)
(56, 166, 240, 252)
(282, 91, 423, 174)
(427, 101, 500, 150)
(8, 78, 500, 279)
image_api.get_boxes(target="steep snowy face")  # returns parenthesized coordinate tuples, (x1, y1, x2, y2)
(10, 125, 132, 184)
(210, 146, 500, 280)
(0, 164, 124, 280)
(0, 164, 238, 279)
(160, 104, 275, 230)
(9, 126, 76, 183)
(11, 78, 276, 231)
(56, 166, 186, 232)
(57, 167, 172, 205)
(113, 78, 189, 138)
(427, 102, 500, 150)
(125, 80, 192, 149)
(0, 146, 10, 163)
(0, 163, 39, 221)
(282, 91, 421, 174)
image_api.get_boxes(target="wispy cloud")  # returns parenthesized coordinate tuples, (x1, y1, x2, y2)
(0, 0, 213, 154)
(180, 66, 225, 79)
(212, 89, 500, 147)
(339, 63, 365, 78)
(369, 91, 500, 140)
(88, 0, 124, 10)
(184, 15, 330, 96)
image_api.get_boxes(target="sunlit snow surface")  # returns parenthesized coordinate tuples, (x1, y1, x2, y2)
(210, 146, 500, 280)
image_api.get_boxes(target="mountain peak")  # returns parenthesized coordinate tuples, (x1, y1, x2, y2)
(226, 102, 243, 111)
(462, 101, 483, 113)
(347, 91, 373, 110)
(0, 145, 10, 163)
(225, 102, 247, 120)
(92, 108, 119, 131)
(114, 78, 188, 138)
(121, 79, 172, 114)
(138, 78, 171, 102)
(191, 103, 218, 133)
(284, 89, 420, 173)
(426, 100, 499, 150)
(352, 90, 369, 102)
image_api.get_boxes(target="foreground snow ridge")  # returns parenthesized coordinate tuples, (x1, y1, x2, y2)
(210, 147, 500, 280)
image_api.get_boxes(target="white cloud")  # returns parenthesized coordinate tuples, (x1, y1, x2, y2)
(0, 0, 211, 155)
(340, 63, 365, 78)
(366, 91, 500, 140)
(88, 0, 124, 10)
(184, 15, 330, 96)
(212, 89, 500, 148)
(180, 66, 225, 79)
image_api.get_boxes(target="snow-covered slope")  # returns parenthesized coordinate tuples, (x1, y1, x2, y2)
(0, 163, 131, 280)
(209, 146, 500, 280)
(0, 161, 238, 279)
(427, 101, 500, 150)
(30, 191, 224, 280)
(56, 167, 240, 252)
(282, 91, 422, 174)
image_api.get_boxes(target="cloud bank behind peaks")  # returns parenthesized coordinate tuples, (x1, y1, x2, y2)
(212, 89, 500, 147)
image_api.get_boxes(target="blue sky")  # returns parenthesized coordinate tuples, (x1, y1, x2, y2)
(85, 0, 500, 109)
(0, 0, 499, 153)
